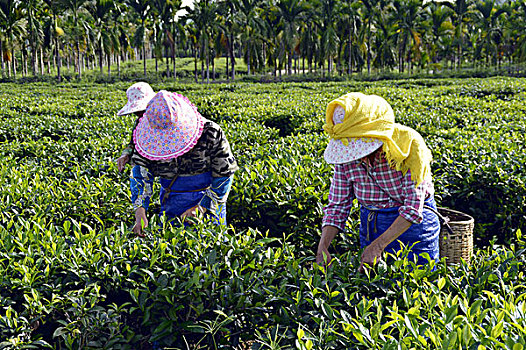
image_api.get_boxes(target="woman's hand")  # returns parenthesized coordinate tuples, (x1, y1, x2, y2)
(117, 154, 130, 172)
(180, 205, 207, 220)
(133, 207, 148, 236)
(316, 246, 332, 266)
(358, 215, 412, 273)
(358, 241, 384, 273)
(316, 225, 339, 267)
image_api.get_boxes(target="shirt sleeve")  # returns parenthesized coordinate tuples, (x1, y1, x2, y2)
(130, 165, 154, 211)
(322, 164, 354, 231)
(210, 125, 239, 177)
(199, 175, 233, 215)
(399, 170, 429, 224)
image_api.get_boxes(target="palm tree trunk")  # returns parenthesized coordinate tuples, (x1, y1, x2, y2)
(172, 36, 177, 79)
(40, 48, 44, 75)
(230, 32, 235, 80)
(212, 56, 215, 81)
(107, 53, 111, 77)
(201, 51, 205, 83)
(22, 49, 27, 76)
(142, 20, 147, 78)
(56, 36, 62, 82)
(75, 15, 81, 79)
(13, 54, 17, 78)
(348, 31, 352, 75)
(367, 22, 371, 75)
(0, 40, 4, 78)
(247, 42, 251, 76)
(194, 45, 198, 83)
(206, 49, 210, 84)
(76, 44, 81, 79)
(226, 49, 229, 81)
(31, 46, 36, 76)
(165, 46, 170, 77)
(99, 47, 103, 74)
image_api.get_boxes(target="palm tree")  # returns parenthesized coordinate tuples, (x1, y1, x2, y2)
(236, 0, 265, 75)
(391, 0, 426, 73)
(318, 0, 338, 76)
(297, 2, 318, 74)
(339, 0, 362, 75)
(57, 0, 89, 78)
(444, 0, 474, 69)
(22, 0, 44, 75)
(111, 3, 131, 78)
(509, 0, 526, 66)
(151, 0, 181, 78)
(89, 0, 114, 75)
(127, 0, 151, 77)
(425, 2, 453, 65)
(276, 0, 307, 75)
(360, 0, 382, 75)
(217, 0, 239, 80)
(472, 0, 508, 68)
(259, 3, 279, 76)
(184, 0, 220, 83)
(42, 0, 64, 81)
(373, 8, 396, 72)
(0, 0, 26, 78)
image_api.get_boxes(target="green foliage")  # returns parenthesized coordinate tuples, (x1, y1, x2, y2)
(0, 78, 525, 347)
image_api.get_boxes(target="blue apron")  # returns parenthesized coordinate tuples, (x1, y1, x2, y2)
(359, 196, 440, 266)
(159, 171, 226, 226)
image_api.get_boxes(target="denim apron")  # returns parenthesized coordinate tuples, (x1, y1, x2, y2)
(359, 196, 440, 266)
(159, 171, 227, 226)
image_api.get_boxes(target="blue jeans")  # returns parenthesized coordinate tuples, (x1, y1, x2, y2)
(160, 171, 227, 226)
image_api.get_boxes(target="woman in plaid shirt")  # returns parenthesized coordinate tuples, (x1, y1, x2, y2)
(316, 93, 440, 272)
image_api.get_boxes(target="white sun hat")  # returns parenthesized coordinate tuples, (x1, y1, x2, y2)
(323, 105, 383, 164)
(117, 82, 156, 116)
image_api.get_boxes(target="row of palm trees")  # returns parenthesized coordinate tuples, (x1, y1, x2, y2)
(1, 0, 525, 82)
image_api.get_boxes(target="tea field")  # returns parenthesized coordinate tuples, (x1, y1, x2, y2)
(0, 78, 525, 348)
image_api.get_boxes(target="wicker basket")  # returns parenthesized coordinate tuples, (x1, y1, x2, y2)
(435, 207, 475, 265)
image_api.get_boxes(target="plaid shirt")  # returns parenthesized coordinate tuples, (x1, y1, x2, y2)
(323, 151, 434, 231)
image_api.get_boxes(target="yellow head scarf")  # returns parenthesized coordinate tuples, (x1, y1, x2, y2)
(323, 92, 432, 186)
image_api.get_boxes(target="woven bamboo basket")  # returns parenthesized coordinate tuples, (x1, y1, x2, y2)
(436, 207, 474, 265)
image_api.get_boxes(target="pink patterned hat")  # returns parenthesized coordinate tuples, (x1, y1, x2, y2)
(133, 90, 204, 161)
(324, 106, 383, 164)
(117, 82, 155, 116)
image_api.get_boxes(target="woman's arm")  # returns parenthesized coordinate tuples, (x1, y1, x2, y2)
(189, 175, 233, 222)
(316, 164, 354, 266)
(316, 225, 340, 265)
(130, 165, 154, 235)
(358, 215, 412, 272)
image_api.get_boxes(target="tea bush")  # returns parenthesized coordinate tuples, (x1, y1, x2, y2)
(0, 78, 525, 348)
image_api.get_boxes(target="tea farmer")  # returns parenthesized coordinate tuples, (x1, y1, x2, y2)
(116, 82, 156, 173)
(315, 93, 440, 272)
(127, 90, 238, 235)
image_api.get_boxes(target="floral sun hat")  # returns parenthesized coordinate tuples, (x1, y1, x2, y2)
(323, 105, 383, 164)
(133, 90, 205, 161)
(117, 82, 155, 116)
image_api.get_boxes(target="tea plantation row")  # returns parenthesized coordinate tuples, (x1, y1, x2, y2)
(0, 79, 524, 348)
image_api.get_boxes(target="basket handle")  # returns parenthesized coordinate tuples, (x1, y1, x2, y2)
(424, 205, 455, 236)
